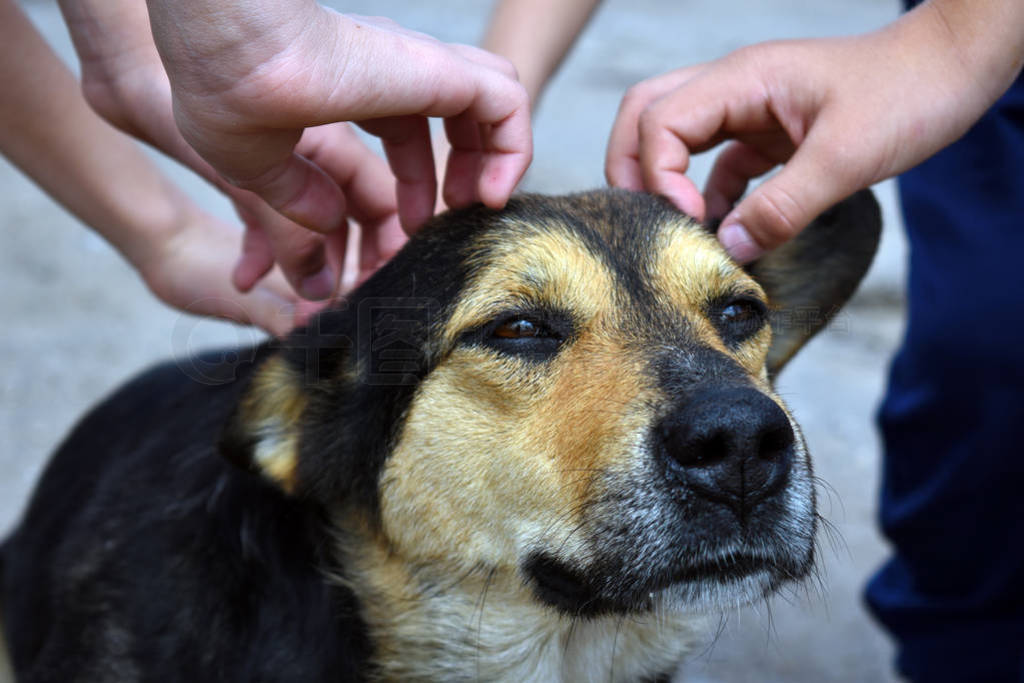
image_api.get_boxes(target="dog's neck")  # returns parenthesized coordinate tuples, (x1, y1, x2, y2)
(327, 518, 699, 682)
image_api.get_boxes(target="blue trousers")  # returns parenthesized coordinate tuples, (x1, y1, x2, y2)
(865, 65, 1024, 681)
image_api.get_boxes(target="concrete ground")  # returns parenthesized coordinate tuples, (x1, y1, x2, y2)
(3, 0, 907, 680)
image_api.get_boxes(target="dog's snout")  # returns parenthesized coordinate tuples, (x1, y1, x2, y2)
(660, 387, 795, 514)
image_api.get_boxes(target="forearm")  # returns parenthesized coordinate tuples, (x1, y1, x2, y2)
(58, 0, 161, 138)
(888, 0, 1024, 126)
(482, 0, 601, 106)
(925, 0, 1024, 97)
(0, 0, 186, 270)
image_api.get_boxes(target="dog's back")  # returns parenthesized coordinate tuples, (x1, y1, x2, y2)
(0, 351, 369, 682)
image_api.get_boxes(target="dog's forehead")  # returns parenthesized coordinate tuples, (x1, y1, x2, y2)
(439, 192, 758, 344)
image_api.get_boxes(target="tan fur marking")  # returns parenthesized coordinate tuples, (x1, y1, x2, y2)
(650, 218, 740, 308)
(381, 351, 586, 569)
(530, 321, 654, 499)
(238, 356, 306, 493)
(439, 219, 613, 350)
(651, 220, 774, 380)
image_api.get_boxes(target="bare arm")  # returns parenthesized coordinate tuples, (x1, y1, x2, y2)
(0, 0, 320, 334)
(482, 0, 602, 107)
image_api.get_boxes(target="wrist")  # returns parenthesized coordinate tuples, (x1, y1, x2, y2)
(897, 0, 1024, 115)
(96, 172, 200, 278)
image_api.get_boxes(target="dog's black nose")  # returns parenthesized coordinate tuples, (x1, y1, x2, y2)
(660, 387, 795, 515)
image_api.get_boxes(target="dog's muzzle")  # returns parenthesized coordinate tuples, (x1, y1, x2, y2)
(658, 386, 795, 521)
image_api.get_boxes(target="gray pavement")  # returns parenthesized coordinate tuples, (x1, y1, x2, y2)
(3, 0, 906, 680)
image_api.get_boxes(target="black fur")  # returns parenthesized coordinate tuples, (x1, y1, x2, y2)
(1, 350, 369, 681)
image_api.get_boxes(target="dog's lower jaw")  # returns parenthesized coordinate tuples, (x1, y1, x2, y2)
(329, 528, 701, 683)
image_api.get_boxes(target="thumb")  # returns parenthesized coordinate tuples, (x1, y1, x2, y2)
(717, 144, 855, 263)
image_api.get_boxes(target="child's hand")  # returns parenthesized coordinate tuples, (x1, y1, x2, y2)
(606, 0, 1024, 262)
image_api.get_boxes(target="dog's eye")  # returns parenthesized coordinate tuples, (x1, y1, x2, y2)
(462, 311, 572, 360)
(492, 318, 545, 339)
(719, 301, 762, 325)
(487, 316, 563, 358)
(712, 297, 767, 343)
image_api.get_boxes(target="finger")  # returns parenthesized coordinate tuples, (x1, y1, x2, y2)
(175, 130, 349, 296)
(181, 286, 295, 338)
(632, 60, 792, 221)
(451, 72, 531, 209)
(441, 113, 484, 209)
(636, 119, 706, 219)
(320, 227, 354, 296)
(298, 124, 398, 226)
(359, 115, 437, 231)
(359, 217, 407, 282)
(440, 48, 525, 210)
(605, 66, 704, 190)
(232, 219, 275, 293)
(704, 141, 780, 221)
(226, 187, 339, 299)
(286, 296, 330, 331)
(329, 28, 532, 209)
(449, 43, 519, 80)
(246, 268, 329, 336)
(300, 124, 407, 287)
(141, 213, 304, 337)
(475, 106, 532, 209)
(331, 18, 527, 125)
(342, 218, 408, 291)
(635, 91, 737, 220)
(718, 136, 854, 262)
(256, 206, 340, 300)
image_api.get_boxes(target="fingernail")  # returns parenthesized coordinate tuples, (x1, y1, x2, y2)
(719, 223, 764, 264)
(298, 266, 336, 301)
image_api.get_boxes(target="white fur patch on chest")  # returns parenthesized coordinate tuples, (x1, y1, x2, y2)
(350, 565, 702, 683)
(471, 608, 700, 683)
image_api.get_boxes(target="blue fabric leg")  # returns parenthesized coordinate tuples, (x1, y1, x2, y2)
(866, 74, 1024, 682)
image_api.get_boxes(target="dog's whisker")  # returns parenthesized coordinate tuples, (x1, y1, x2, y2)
(473, 566, 497, 682)
(608, 613, 626, 683)
(816, 512, 849, 561)
(810, 473, 846, 521)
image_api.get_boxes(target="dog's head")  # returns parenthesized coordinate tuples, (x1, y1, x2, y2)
(222, 189, 879, 620)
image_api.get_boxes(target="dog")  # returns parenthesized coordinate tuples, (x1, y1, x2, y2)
(0, 188, 880, 682)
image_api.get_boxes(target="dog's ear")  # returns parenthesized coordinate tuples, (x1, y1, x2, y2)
(219, 355, 308, 495)
(215, 288, 441, 503)
(214, 212, 471, 504)
(746, 189, 882, 377)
